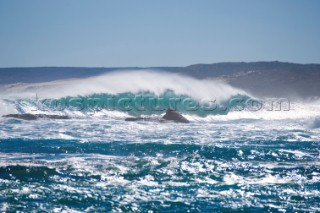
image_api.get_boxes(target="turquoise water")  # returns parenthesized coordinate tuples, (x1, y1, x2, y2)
(11, 91, 253, 117)
(0, 71, 319, 212)
(0, 116, 319, 212)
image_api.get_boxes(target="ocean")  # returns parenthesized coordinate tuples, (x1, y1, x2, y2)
(0, 71, 319, 212)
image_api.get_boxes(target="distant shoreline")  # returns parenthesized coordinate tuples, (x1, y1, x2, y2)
(1, 61, 320, 98)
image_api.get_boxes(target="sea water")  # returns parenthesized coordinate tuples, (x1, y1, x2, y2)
(0, 71, 319, 212)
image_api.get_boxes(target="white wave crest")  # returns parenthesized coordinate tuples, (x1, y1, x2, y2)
(0, 70, 246, 102)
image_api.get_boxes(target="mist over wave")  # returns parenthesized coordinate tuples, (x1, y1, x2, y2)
(1, 70, 319, 122)
(1, 70, 320, 212)
(0, 70, 250, 117)
(0, 70, 245, 101)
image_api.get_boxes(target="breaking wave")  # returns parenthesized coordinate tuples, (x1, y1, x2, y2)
(0, 70, 252, 117)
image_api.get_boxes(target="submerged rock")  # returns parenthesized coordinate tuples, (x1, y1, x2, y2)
(2, 114, 70, 120)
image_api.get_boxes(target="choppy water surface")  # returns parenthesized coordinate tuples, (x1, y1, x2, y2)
(0, 115, 319, 212)
(0, 71, 319, 212)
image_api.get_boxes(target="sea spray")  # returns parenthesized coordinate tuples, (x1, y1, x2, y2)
(0, 70, 250, 117)
(0, 70, 245, 101)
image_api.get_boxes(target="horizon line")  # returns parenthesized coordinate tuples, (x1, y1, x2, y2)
(1, 60, 320, 69)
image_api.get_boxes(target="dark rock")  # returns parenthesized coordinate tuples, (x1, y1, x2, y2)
(162, 108, 189, 123)
(125, 117, 144, 122)
(125, 117, 165, 122)
(125, 109, 189, 123)
(3, 114, 70, 120)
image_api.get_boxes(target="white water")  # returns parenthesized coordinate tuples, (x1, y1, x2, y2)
(1, 71, 320, 212)
(0, 70, 320, 128)
(0, 70, 245, 101)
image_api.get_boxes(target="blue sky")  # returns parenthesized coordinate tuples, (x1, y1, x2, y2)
(0, 0, 319, 67)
